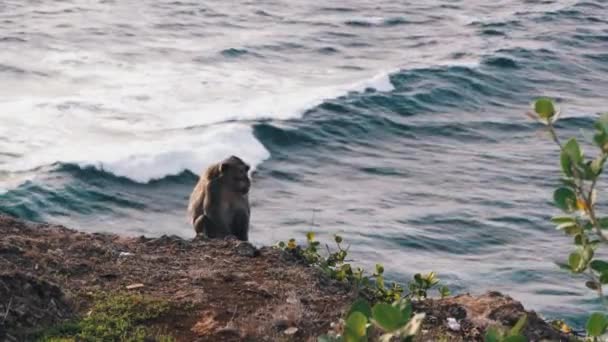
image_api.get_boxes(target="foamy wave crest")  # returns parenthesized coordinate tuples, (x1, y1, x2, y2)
(7, 123, 270, 183)
(0, 47, 395, 185)
(169, 70, 396, 127)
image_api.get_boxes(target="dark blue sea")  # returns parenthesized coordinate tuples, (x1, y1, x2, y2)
(1, 0, 608, 327)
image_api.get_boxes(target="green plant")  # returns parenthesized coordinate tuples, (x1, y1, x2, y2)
(408, 272, 450, 300)
(37, 293, 175, 342)
(276, 233, 449, 303)
(529, 97, 608, 340)
(318, 298, 425, 342)
(484, 314, 528, 342)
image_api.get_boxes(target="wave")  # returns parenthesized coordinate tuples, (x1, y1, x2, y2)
(0, 67, 396, 184)
(5, 123, 270, 183)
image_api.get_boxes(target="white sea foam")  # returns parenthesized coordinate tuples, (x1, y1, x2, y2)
(0, 48, 396, 183)
(4, 121, 269, 183)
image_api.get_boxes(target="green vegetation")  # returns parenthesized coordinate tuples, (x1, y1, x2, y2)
(277, 232, 449, 303)
(277, 233, 533, 341)
(37, 292, 175, 342)
(318, 298, 425, 342)
(530, 97, 608, 340)
(277, 233, 455, 341)
(484, 315, 527, 342)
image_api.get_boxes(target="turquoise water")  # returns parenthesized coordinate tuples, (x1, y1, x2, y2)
(1, 0, 608, 326)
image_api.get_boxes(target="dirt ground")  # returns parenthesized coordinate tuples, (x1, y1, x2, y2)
(0, 215, 569, 341)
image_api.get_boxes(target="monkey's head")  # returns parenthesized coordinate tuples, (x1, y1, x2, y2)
(219, 155, 251, 194)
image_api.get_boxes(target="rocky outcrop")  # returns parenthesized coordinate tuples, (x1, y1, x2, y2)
(0, 215, 567, 341)
(414, 292, 569, 341)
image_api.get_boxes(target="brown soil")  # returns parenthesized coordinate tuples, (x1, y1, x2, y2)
(0, 215, 569, 341)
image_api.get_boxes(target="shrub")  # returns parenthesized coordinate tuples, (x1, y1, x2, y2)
(318, 298, 425, 342)
(529, 98, 608, 340)
(276, 233, 449, 303)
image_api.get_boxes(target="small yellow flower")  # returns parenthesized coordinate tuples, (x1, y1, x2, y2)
(287, 239, 297, 250)
(560, 322, 572, 334)
(576, 197, 589, 214)
(306, 232, 315, 242)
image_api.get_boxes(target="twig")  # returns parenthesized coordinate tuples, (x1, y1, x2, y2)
(2, 296, 13, 323)
(310, 209, 319, 227)
(229, 304, 238, 323)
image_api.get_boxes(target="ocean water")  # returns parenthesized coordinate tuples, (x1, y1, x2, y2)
(1, 0, 608, 326)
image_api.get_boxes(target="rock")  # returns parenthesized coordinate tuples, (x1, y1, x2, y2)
(0, 215, 566, 342)
(414, 291, 567, 341)
(273, 319, 289, 331)
(191, 311, 220, 336)
(235, 241, 258, 257)
(125, 283, 145, 290)
(284, 327, 298, 335)
(0, 273, 73, 339)
(447, 317, 461, 331)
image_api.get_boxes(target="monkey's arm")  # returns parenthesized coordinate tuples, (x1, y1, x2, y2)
(201, 177, 228, 236)
(194, 215, 217, 237)
(187, 181, 205, 225)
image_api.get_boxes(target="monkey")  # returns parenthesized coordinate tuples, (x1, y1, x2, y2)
(187, 155, 251, 241)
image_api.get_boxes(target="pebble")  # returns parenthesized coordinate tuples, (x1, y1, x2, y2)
(284, 327, 298, 335)
(447, 317, 461, 331)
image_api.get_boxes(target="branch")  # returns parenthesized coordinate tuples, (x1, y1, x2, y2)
(548, 123, 608, 242)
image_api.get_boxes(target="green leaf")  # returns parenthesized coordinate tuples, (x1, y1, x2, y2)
(534, 98, 556, 119)
(563, 138, 583, 164)
(583, 245, 594, 264)
(424, 272, 439, 286)
(551, 216, 575, 224)
(560, 151, 573, 177)
(580, 161, 598, 180)
(564, 225, 582, 236)
(509, 314, 527, 335)
(553, 188, 577, 213)
(372, 303, 407, 332)
(375, 264, 384, 275)
(593, 132, 608, 151)
(556, 221, 577, 231)
(586, 313, 608, 337)
(348, 299, 372, 319)
(503, 335, 527, 342)
(594, 115, 608, 151)
(306, 231, 315, 242)
(569, 252, 583, 272)
(345, 312, 368, 341)
(395, 300, 412, 322)
(439, 285, 450, 298)
(560, 138, 583, 177)
(586, 280, 600, 290)
(590, 260, 608, 273)
(600, 271, 608, 284)
(598, 217, 608, 229)
(560, 177, 577, 188)
(484, 327, 501, 342)
(591, 155, 606, 176)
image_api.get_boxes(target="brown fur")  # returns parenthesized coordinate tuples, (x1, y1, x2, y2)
(187, 156, 251, 240)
